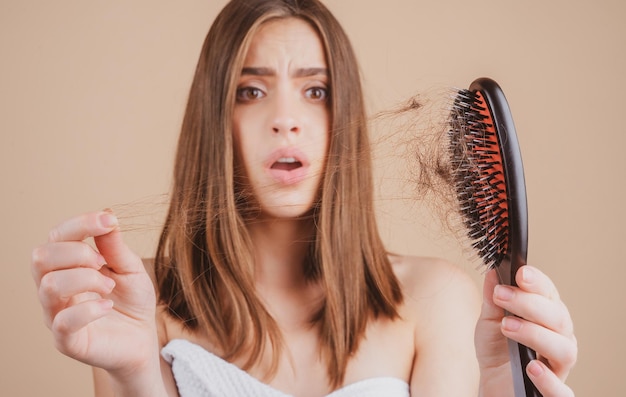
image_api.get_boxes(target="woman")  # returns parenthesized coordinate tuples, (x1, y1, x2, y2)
(31, 0, 577, 396)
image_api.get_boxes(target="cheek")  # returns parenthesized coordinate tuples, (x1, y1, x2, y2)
(233, 110, 263, 159)
(232, 112, 252, 161)
(316, 121, 330, 162)
(233, 137, 267, 187)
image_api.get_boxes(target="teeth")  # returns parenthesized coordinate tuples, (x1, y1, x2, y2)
(277, 157, 297, 163)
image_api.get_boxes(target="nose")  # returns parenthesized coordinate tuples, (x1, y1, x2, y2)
(271, 91, 300, 135)
(272, 122, 299, 134)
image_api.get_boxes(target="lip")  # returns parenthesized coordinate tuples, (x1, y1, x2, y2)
(264, 147, 310, 185)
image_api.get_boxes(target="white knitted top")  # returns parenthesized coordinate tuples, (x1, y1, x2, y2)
(162, 339, 410, 397)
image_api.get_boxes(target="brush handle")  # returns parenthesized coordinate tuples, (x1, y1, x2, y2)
(497, 258, 542, 397)
(507, 338, 540, 397)
(473, 78, 542, 397)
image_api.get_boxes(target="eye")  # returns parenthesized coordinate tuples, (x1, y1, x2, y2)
(305, 86, 328, 101)
(236, 87, 266, 102)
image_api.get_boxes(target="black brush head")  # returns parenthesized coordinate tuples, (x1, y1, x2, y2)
(449, 88, 508, 269)
(448, 78, 528, 279)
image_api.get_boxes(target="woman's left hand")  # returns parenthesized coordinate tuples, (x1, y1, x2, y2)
(475, 266, 577, 397)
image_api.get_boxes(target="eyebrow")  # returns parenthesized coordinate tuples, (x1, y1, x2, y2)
(241, 67, 328, 78)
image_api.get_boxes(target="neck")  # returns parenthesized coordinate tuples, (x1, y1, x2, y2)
(247, 215, 314, 290)
(247, 215, 323, 330)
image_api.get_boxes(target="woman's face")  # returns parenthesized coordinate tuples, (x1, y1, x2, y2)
(233, 18, 329, 219)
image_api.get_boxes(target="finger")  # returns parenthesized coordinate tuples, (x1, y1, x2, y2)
(480, 268, 504, 321)
(39, 268, 115, 308)
(31, 242, 106, 286)
(515, 266, 560, 301)
(93, 223, 145, 275)
(68, 291, 106, 306)
(493, 285, 574, 336)
(39, 267, 116, 324)
(476, 268, 513, 370)
(51, 299, 114, 355)
(501, 316, 578, 378)
(48, 211, 119, 243)
(526, 360, 575, 397)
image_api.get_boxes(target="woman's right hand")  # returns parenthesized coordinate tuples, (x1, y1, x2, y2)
(31, 211, 162, 392)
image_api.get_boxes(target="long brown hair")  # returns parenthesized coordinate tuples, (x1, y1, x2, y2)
(155, 0, 403, 386)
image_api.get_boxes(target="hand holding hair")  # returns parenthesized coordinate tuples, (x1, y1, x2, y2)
(476, 267, 577, 397)
(31, 211, 167, 397)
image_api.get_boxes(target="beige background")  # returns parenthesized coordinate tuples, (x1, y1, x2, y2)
(1, 0, 624, 395)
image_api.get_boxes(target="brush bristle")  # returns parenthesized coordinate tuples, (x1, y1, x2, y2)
(449, 89, 509, 269)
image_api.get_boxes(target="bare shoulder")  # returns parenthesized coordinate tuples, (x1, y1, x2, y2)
(389, 254, 481, 340)
(390, 254, 481, 396)
(390, 254, 480, 305)
(156, 303, 195, 347)
(156, 300, 218, 353)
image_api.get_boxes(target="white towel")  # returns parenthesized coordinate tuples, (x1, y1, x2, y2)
(162, 339, 410, 397)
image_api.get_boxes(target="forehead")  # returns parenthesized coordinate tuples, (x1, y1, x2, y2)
(243, 17, 327, 68)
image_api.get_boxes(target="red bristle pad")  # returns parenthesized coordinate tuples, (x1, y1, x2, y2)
(449, 89, 509, 269)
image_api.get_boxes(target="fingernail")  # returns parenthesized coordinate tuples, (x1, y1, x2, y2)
(502, 316, 522, 332)
(522, 267, 534, 284)
(96, 253, 107, 266)
(99, 213, 118, 229)
(104, 277, 116, 291)
(100, 299, 114, 310)
(494, 285, 514, 301)
(527, 360, 544, 377)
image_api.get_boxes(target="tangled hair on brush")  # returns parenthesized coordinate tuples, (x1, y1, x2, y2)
(372, 91, 462, 236)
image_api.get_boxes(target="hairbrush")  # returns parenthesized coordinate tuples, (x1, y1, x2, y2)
(448, 77, 540, 397)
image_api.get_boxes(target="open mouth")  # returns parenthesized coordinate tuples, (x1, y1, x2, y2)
(270, 157, 303, 171)
(266, 149, 309, 185)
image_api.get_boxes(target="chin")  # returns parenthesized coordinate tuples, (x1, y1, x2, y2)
(260, 202, 316, 220)
(251, 183, 320, 220)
